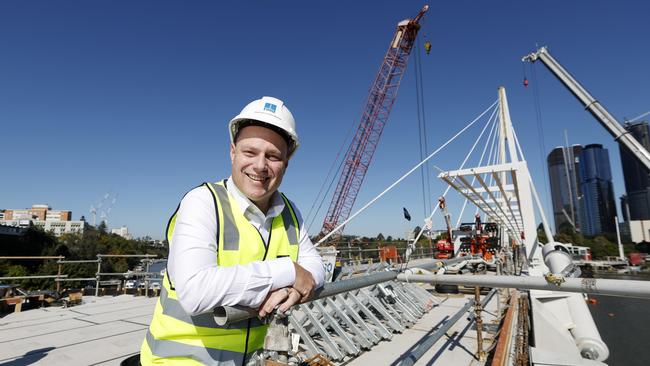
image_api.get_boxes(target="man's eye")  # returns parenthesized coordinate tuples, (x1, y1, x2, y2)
(267, 155, 281, 162)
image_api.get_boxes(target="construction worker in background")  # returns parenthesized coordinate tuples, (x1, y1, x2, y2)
(140, 96, 325, 365)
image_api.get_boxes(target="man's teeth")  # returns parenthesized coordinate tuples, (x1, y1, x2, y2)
(246, 173, 267, 182)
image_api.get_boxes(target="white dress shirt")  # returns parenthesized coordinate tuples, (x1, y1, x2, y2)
(168, 178, 325, 316)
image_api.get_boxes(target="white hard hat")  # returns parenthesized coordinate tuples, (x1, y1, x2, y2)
(229, 96, 299, 158)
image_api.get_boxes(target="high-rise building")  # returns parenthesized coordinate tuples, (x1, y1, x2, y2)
(578, 144, 617, 236)
(619, 121, 650, 220)
(620, 194, 630, 222)
(547, 145, 583, 233)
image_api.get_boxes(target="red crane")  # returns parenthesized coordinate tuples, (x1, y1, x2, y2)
(320, 5, 429, 239)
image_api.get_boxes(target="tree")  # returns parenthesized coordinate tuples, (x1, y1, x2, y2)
(97, 221, 108, 234)
(585, 236, 619, 259)
(376, 233, 385, 242)
(557, 221, 577, 236)
(537, 223, 548, 244)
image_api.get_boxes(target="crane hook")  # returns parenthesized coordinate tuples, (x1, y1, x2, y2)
(424, 41, 432, 55)
(523, 77, 529, 87)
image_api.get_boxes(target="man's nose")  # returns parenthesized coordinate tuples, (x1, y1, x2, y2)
(252, 154, 267, 171)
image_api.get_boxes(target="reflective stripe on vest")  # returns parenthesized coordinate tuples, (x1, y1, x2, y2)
(141, 180, 299, 365)
(145, 330, 246, 366)
(211, 182, 240, 250)
(159, 285, 262, 329)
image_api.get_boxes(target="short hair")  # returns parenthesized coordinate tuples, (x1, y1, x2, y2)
(233, 119, 294, 153)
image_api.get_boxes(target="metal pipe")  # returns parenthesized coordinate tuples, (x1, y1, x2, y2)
(397, 298, 475, 366)
(57, 263, 62, 292)
(58, 259, 100, 264)
(95, 256, 101, 297)
(145, 260, 150, 297)
(56, 277, 96, 281)
(214, 305, 259, 326)
(408, 256, 469, 271)
(97, 272, 161, 276)
(474, 286, 486, 361)
(0, 256, 64, 260)
(467, 288, 497, 321)
(0, 275, 68, 280)
(397, 274, 650, 299)
(97, 254, 157, 258)
(215, 263, 488, 326)
(399, 289, 496, 366)
(214, 270, 398, 325)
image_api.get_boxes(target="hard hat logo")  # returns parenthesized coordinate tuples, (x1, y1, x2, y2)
(229, 96, 300, 158)
(263, 103, 277, 113)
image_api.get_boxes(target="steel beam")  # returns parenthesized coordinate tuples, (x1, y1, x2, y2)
(398, 274, 650, 299)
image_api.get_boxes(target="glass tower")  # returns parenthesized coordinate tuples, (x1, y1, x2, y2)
(578, 144, 617, 236)
(619, 121, 650, 220)
(547, 145, 583, 233)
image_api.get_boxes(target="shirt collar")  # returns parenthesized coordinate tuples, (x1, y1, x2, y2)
(225, 176, 285, 219)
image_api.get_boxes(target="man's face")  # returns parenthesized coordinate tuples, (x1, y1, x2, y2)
(230, 125, 289, 212)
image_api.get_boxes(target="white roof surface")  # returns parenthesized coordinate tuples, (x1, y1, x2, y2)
(0, 295, 156, 365)
(0, 283, 501, 365)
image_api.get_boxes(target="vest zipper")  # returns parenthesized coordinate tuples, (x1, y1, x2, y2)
(261, 229, 272, 261)
(242, 318, 252, 366)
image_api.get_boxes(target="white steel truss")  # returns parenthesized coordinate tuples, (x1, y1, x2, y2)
(438, 87, 541, 264)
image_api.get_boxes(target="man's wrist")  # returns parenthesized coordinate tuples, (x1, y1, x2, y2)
(268, 257, 295, 290)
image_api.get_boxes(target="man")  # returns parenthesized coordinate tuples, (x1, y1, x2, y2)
(140, 96, 325, 365)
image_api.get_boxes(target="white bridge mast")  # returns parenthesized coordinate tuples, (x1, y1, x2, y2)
(439, 87, 610, 364)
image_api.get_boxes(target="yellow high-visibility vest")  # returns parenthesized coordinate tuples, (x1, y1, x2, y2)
(141, 180, 300, 365)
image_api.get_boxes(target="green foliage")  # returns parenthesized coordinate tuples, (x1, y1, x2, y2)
(0, 225, 168, 291)
(544, 221, 627, 259)
(537, 223, 548, 244)
(5, 265, 28, 278)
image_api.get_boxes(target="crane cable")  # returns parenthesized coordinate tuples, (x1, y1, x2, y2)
(316, 100, 499, 246)
(414, 36, 433, 217)
(529, 62, 552, 222)
(303, 111, 358, 234)
(399, 102, 500, 270)
(455, 109, 500, 227)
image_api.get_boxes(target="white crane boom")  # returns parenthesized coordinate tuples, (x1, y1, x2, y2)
(522, 46, 650, 171)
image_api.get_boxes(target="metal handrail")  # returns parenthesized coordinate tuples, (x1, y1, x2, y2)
(0, 275, 68, 280)
(397, 273, 650, 299)
(0, 254, 159, 295)
(214, 270, 399, 326)
(215, 260, 650, 327)
(0, 256, 64, 260)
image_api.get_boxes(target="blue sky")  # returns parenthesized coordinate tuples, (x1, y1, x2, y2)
(1, 1, 648, 240)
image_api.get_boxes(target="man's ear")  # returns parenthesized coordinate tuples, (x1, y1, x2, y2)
(230, 143, 235, 163)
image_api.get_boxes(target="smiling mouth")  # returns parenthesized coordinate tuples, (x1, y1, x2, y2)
(245, 172, 269, 183)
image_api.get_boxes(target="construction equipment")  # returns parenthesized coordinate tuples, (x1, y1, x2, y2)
(434, 197, 454, 259)
(523, 46, 650, 171)
(319, 5, 429, 239)
(456, 215, 499, 260)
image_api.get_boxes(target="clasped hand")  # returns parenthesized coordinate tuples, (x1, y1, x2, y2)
(258, 262, 316, 317)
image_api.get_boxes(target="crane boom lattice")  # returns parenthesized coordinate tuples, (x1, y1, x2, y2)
(320, 6, 428, 239)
